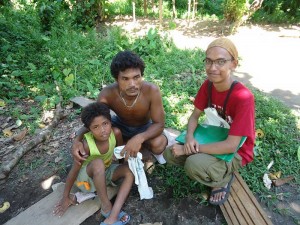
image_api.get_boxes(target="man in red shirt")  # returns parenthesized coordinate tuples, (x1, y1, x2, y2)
(164, 37, 255, 205)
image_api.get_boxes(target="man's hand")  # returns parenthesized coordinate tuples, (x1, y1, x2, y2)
(120, 135, 143, 160)
(71, 140, 87, 165)
(184, 136, 200, 155)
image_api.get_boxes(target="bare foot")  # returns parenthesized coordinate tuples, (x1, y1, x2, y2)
(209, 175, 235, 205)
(171, 144, 185, 157)
(209, 185, 228, 203)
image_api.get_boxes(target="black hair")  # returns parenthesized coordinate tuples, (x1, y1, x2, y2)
(110, 50, 145, 79)
(81, 102, 111, 129)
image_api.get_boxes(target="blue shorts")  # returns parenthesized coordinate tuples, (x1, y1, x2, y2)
(111, 115, 152, 139)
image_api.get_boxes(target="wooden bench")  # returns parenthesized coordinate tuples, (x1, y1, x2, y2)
(220, 172, 273, 225)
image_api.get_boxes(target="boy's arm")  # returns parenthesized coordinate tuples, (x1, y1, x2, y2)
(53, 162, 81, 217)
(54, 142, 89, 217)
(184, 107, 202, 155)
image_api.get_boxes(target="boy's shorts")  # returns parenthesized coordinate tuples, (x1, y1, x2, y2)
(75, 163, 120, 193)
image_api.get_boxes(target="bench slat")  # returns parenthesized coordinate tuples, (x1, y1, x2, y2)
(220, 172, 273, 225)
(230, 183, 254, 225)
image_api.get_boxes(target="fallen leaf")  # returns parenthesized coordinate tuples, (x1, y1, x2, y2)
(15, 119, 22, 127)
(255, 129, 265, 138)
(0, 99, 6, 107)
(1, 122, 8, 129)
(269, 171, 282, 180)
(13, 128, 28, 141)
(38, 123, 46, 128)
(201, 192, 209, 200)
(263, 173, 272, 189)
(3, 128, 13, 137)
(49, 141, 59, 148)
(46, 149, 58, 155)
(272, 176, 294, 187)
(55, 156, 63, 163)
(66, 102, 73, 109)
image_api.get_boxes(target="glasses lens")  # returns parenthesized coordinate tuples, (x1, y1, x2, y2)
(205, 59, 212, 66)
(216, 59, 226, 66)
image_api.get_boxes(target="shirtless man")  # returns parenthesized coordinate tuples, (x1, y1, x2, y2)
(72, 50, 168, 163)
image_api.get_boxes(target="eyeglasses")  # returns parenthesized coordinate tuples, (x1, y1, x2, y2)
(203, 58, 233, 67)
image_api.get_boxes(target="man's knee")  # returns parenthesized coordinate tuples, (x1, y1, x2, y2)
(147, 134, 167, 153)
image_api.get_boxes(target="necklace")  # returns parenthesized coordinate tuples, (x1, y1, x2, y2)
(119, 91, 140, 108)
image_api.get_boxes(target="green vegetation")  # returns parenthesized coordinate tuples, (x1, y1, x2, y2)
(0, 0, 299, 212)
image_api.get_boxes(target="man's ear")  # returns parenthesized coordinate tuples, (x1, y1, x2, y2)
(232, 59, 238, 69)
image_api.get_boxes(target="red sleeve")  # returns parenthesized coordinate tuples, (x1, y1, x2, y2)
(194, 79, 209, 111)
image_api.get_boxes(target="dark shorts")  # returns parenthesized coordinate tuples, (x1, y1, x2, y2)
(111, 115, 152, 139)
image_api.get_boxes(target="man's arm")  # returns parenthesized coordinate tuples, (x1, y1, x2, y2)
(123, 85, 165, 158)
(71, 126, 89, 165)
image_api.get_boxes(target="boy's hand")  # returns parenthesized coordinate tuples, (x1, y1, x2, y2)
(184, 137, 200, 155)
(53, 195, 76, 217)
(71, 141, 87, 165)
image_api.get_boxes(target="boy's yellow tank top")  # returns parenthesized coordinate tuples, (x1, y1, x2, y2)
(82, 131, 116, 168)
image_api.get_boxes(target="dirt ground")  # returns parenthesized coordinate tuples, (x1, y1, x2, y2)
(1, 19, 300, 225)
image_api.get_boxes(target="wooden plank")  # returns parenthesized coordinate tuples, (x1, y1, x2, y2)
(230, 182, 254, 225)
(234, 172, 273, 225)
(70, 96, 95, 108)
(4, 182, 118, 225)
(222, 195, 240, 225)
(227, 191, 248, 225)
(220, 204, 234, 225)
(220, 172, 273, 225)
(232, 176, 267, 225)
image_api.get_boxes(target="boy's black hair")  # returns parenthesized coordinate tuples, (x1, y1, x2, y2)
(81, 102, 111, 129)
(110, 50, 145, 79)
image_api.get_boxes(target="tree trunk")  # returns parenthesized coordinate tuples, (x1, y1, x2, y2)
(172, 0, 177, 19)
(192, 0, 196, 19)
(143, 0, 147, 16)
(132, 0, 136, 22)
(159, 0, 163, 27)
(187, 0, 191, 26)
(0, 104, 63, 180)
(229, 0, 264, 33)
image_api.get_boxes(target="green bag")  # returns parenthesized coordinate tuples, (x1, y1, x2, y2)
(175, 124, 247, 162)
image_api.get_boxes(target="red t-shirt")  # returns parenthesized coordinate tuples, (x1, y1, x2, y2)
(194, 79, 255, 166)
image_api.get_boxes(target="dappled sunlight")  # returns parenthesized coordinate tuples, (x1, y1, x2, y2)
(41, 175, 60, 190)
(104, 18, 300, 112)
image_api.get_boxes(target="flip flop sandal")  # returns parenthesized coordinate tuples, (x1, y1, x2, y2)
(209, 174, 235, 205)
(118, 211, 131, 224)
(100, 221, 123, 225)
(101, 209, 130, 224)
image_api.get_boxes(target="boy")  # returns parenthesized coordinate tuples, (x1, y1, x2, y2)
(54, 102, 134, 225)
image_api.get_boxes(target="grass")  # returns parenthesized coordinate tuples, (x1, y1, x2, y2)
(1, 1, 299, 211)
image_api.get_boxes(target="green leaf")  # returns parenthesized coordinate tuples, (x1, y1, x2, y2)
(64, 74, 74, 86)
(298, 146, 300, 162)
(63, 68, 71, 76)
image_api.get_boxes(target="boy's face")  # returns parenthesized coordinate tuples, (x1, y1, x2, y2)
(117, 68, 143, 97)
(205, 46, 237, 84)
(89, 115, 112, 142)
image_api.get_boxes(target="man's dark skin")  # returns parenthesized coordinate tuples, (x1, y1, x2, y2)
(72, 51, 167, 164)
